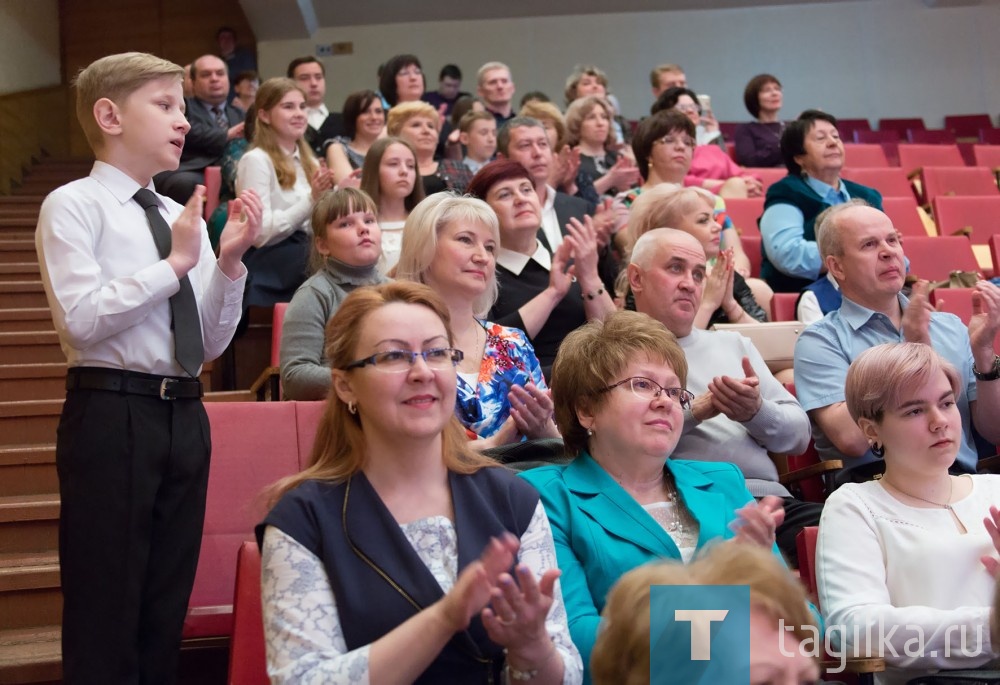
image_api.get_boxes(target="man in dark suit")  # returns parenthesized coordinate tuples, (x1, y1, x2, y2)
(497, 117, 619, 291)
(287, 56, 343, 158)
(155, 55, 245, 204)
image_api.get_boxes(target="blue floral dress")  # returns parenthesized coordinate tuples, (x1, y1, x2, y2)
(456, 321, 547, 440)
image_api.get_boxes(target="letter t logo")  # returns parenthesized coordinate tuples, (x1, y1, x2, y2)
(674, 609, 729, 660)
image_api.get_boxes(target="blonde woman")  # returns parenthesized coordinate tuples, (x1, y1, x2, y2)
(387, 101, 472, 195)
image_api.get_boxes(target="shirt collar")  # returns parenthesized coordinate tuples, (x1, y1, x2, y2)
(496, 241, 551, 275)
(840, 292, 907, 331)
(91, 160, 151, 206)
(805, 174, 850, 204)
(541, 184, 557, 211)
(307, 104, 329, 118)
(196, 98, 225, 113)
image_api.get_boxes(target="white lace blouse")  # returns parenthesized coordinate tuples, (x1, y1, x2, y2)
(261, 501, 583, 684)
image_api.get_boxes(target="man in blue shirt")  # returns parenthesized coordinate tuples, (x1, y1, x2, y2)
(794, 201, 1000, 483)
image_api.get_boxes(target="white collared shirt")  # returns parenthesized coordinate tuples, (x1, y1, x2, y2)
(306, 104, 330, 131)
(538, 184, 562, 252)
(496, 241, 551, 276)
(236, 147, 314, 248)
(35, 161, 247, 376)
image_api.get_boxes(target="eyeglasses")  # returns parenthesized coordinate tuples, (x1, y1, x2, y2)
(653, 135, 695, 149)
(601, 376, 694, 408)
(674, 104, 700, 114)
(343, 348, 464, 373)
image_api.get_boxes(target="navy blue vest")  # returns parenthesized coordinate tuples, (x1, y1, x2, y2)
(760, 175, 883, 293)
(801, 277, 842, 315)
(258, 466, 540, 684)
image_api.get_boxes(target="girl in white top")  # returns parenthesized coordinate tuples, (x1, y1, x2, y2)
(236, 78, 335, 306)
(818, 342, 1000, 685)
(360, 136, 425, 273)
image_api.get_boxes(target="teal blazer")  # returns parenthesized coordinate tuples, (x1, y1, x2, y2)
(520, 453, 766, 682)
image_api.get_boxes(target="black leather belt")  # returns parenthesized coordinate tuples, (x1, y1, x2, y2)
(66, 367, 203, 400)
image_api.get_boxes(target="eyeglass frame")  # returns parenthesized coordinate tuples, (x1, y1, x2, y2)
(341, 347, 464, 373)
(652, 133, 696, 149)
(599, 376, 694, 409)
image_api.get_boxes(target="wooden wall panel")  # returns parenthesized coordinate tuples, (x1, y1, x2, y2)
(0, 86, 71, 193)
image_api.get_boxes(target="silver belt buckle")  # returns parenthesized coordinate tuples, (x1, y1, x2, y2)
(159, 378, 177, 400)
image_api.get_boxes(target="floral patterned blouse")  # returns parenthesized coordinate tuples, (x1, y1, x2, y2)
(456, 320, 548, 440)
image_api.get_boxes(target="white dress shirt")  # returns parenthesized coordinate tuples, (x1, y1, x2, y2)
(538, 184, 563, 252)
(306, 104, 330, 132)
(35, 161, 247, 376)
(236, 147, 313, 248)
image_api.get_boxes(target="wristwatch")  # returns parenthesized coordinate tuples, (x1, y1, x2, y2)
(973, 354, 1000, 381)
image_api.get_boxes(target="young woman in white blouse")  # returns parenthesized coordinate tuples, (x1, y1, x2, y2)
(236, 77, 335, 307)
(818, 342, 1000, 684)
(359, 136, 424, 272)
(259, 281, 582, 684)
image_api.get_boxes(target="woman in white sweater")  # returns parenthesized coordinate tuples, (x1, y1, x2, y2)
(817, 342, 1000, 685)
(237, 77, 334, 308)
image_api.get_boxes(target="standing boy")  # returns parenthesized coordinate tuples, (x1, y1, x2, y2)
(35, 52, 262, 684)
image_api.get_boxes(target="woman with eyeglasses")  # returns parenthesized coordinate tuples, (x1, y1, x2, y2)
(259, 281, 582, 684)
(520, 309, 786, 684)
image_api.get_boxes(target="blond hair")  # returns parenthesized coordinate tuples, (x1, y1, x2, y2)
(74, 52, 184, 152)
(564, 96, 616, 149)
(649, 63, 684, 89)
(386, 100, 440, 136)
(625, 184, 714, 254)
(395, 192, 500, 317)
(815, 199, 874, 262)
(517, 101, 568, 152)
(477, 61, 511, 87)
(266, 282, 496, 506)
(591, 542, 817, 685)
(551, 310, 686, 456)
(458, 110, 494, 135)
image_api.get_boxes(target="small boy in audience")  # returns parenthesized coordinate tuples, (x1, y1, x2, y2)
(458, 110, 497, 174)
(35, 52, 262, 683)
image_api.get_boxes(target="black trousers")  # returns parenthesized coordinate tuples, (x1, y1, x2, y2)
(768, 496, 824, 569)
(56, 389, 211, 685)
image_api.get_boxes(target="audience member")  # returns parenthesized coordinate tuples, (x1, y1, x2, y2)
(516, 102, 576, 194)
(439, 94, 486, 159)
(231, 70, 258, 113)
(477, 62, 517, 127)
(325, 89, 385, 187)
(564, 96, 640, 198)
(652, 85, 725, 152)
(793, 201, 1000, 483)
(287, 56, 343, 157)
(421, 63, 470, 117)
(628, 228, 817, 564)
(236, 78, 334, 309)
(591, 544, 819, 685)
(458, 111, 497, 174)
(652, 87, 761, 198)
(259, 281, 582, 684)
(280, 188, 388, 400)
(181, 62, 193, 98)
(206, 104, 254, 248)
(468, 160, 615, 374)
(359, 136, 424, 271)
(520, 309, 788, 682)
(759, 110, 883, 293)
(819, 342, 1000, 684)
(649, 63, 687, 99)
(387, 101, 472, 194)
(37, 51, 261, 683)
(379, 53, 426, 108)
(563, 65, 628, 144)
(154, 55, 245, 204)
(520, 91, 551, 107)
(216, 26, 257, 92)
(734, 74, 785, 167)
(395, 193, 557, 447)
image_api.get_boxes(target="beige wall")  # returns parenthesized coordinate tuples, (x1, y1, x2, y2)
(0, 0, 61, 95)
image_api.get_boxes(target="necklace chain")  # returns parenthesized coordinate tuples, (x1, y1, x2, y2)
(882, 475, 954, 510)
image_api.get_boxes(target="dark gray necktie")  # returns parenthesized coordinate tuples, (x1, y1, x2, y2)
(133, 188, 204, 377)
(212, 105, 227, 129)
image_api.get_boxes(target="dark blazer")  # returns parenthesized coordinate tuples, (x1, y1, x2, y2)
(304, 112, 345, 157)
(178, 98, 245, 173)
(550, 191, 620, 294)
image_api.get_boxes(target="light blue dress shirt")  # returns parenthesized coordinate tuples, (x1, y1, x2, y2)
(793, 293, 979, 472)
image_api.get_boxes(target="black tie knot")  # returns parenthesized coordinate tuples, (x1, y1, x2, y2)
(133, 188, 159, 211)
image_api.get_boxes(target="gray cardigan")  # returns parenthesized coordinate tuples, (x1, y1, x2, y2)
(279, 258, 388, 400)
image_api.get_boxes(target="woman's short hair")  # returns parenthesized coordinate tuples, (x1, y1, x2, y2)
(743, 73, 781, 119)
(650, 86, 700, 117)
(517, 102, 568, 151)
(564, 64, 609, 105)
(564, 96, 616, 149)
(386, 100, 440, 136)
(551, 310, 687, 456)
(378, 53, 423, 107)
(626, 184, 715, 252)
(360, 136, 426, 213)
(466, 158, 533, 201)
(395, 192, 501, 317)
(341, 89, 380, 140)
(308, 188, 379, 272)
(632, 111, 696, 182)
(845, 342, 962, 425)
(266, 281, 495, 505)
(591, 543, 817, 685)
(780, 109, 839, 176)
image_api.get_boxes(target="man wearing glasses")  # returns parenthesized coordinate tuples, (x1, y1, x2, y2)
(628, 228, 818, 566)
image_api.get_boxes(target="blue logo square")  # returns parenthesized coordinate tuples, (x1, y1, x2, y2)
(649, 585, 751, 684)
